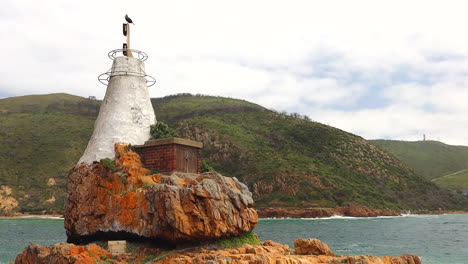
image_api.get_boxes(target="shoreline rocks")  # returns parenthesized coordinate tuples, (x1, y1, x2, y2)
(15, 238, 422, 264)
(256, 204, 468, 218)
(257, 204, 402, 218)
(15, 243, 111, 264)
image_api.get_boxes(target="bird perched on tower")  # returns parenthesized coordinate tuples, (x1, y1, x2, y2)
(125, 14, 134, 24)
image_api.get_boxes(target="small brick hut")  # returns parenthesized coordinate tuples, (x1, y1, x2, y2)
(134, 137, 203, 174)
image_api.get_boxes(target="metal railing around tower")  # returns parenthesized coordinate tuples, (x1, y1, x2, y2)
(98, 49, 156, 87)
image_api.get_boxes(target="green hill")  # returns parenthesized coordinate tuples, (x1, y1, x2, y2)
(0, 94, 100, 213)
(156, 95, 464, 210)
(0, 93, 466, 214)
(369, 140, 468, 180)
(433, 170, 468, 189)
(0, 93, 94, 113)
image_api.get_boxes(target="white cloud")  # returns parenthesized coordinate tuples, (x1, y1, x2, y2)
(3, 0, 468, 144)
(383, 78, 468, 112)
(310, 104, 468, 145)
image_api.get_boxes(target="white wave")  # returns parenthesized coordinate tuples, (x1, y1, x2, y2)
(299, 215, 361, 220)
(17, 215, 64, 219)
(260, 217, 293, 220)
(374, 215, 400, 219)
(260, 213, 450, 221)
(327, 215, 359, 219)
(316, 214, 440, 220)
(399, 213, 440, 218)
(263, 215, 379, 220)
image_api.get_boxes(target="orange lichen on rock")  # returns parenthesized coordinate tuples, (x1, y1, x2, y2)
(156, 240, 421, 264)
(65, 143, 258, 243)
(115, 143, 150, 183)
(15, 243, 111, 264)
(15, 239, 421, 264)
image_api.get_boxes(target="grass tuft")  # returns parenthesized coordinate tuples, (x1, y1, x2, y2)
(217, 231, 261, 249)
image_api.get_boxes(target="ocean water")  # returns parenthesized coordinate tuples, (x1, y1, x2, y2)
(255, 214, 468, 264)
(1, 214, 467, 263)
(0, 217, 66, 263)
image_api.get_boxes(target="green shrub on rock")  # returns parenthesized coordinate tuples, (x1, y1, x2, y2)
(150, 122, 178, 139)
(201, 160, 215, 173)
(117, 172, 128, 184)
(100, 158, 118, 171)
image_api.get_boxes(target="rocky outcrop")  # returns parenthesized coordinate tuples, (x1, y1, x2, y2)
(257, 207, 335, 218)
(258, 204, 402, 218)
(15, 243, 111, 264)
(294, 238, 335, 256)
(0, 185, 18, 213)
(65, 143, 258, 244)
(339, 204, 401, 217)
(15, 239, 421, 264)
(158, 241, 421, 264)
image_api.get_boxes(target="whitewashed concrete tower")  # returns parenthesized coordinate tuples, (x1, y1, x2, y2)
(78, 52, 156, 164)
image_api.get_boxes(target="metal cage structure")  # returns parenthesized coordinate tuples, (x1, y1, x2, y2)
(98, 49, 156, 87)
(108, 48, 148, 61)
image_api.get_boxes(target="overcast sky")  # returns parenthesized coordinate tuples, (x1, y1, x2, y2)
(3, 0, 468, 145)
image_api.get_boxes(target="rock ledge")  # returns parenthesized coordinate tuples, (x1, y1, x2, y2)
(15, 238, 422, 264)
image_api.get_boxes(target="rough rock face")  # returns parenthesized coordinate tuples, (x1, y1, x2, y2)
(294, 238, 335, 256)
(158, 241, 421, 264)
(0, 185, 19, 213)
(15, 243, 111, 264)
(65, 144, 258, 243)
(15, 239, 421, 264)
(339, 204, 401, 217)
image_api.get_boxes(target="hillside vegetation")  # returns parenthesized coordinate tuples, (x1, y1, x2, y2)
(369, 140, 468, 180)
(0, 94, 99, 213)
(433, 170, 468, 189)
(152, 95, 464, 210)
(0, 93, 466, 214)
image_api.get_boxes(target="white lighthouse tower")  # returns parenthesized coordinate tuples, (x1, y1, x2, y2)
(78, 16, 156, 164)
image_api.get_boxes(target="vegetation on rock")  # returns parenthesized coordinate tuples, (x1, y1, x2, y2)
(149, 121, 178, 139)
(100, 158, 118, 171)
(217, 231, 261, 248)
(201, 160, 216, 173)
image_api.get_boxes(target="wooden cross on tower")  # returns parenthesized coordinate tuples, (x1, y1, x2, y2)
(123, 14, 134, 57)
